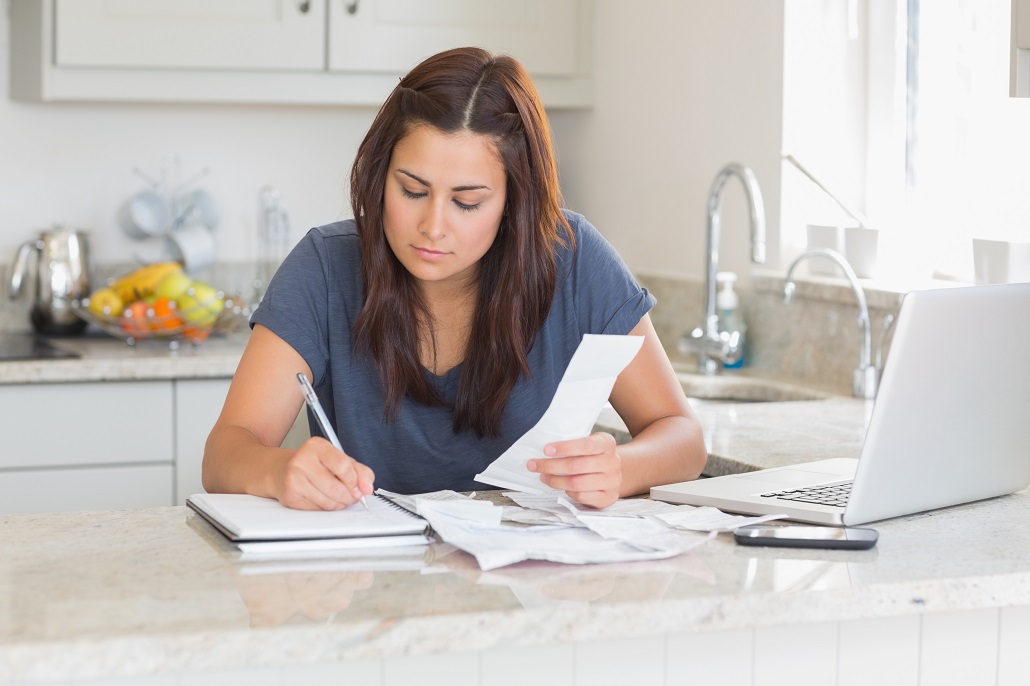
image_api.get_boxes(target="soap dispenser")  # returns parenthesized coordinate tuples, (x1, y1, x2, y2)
(717, 272, 746, 368)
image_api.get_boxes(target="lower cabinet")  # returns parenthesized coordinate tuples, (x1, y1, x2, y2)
(174, 378, 232, 505)
(0, 378, 231, 515)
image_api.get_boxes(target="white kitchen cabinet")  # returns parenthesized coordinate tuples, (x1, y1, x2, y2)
(327, 0, 581, 77)
(53, 0, 325, 71)
(9, 0, 594, 107)
(1014, 0, 1030, 97)
(174, 378, 232, 505)
(0, 378, 231, 515)
(0, 381, 173, 470)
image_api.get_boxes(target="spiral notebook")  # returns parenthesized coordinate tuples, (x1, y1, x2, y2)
(186, 493, 430, 553)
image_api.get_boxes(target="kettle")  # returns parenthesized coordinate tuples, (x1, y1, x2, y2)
(9, 226, 92, 335)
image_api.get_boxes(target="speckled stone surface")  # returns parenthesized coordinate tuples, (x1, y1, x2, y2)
(2, 488, 1029, 683)
(0, 331, 250, 384)
(3, 264, 1023, 683)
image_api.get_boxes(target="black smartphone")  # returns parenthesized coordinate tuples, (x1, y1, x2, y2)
(733, 524, 879, 550)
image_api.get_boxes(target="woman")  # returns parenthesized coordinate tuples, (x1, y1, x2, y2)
(203, 47, 705, 510)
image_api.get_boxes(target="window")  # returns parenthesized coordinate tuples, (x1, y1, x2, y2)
(905, 0, 1030, 281)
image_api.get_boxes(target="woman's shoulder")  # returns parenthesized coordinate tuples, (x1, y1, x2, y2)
(557, 208, 620, 260)
(308, 218, 359, 243)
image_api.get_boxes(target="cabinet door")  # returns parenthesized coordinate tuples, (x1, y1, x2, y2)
(328, 0, 581, 76)
(174, 378, 232, 504)
(0, 465, 173, 515)
(0, 381, 173, 470)
(54, 0, 325, 71)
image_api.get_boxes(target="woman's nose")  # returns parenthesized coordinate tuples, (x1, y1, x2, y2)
(419, 201, 447, 240)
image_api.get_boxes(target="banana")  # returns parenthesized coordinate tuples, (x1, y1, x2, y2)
(110, 261, 183, 303)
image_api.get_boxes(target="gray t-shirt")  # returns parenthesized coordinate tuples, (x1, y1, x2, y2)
(251, 209, 655, 493)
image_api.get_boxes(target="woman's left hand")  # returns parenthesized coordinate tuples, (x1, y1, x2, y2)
(527, 432, 622, 509)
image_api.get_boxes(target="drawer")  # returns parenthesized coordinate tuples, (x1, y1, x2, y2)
(0, 381, 173, 469)
(0, 464, 173, 514)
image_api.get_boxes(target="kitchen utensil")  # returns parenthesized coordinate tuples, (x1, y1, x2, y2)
(784, 153, 880, 278)
(165, 223, 216, 274)
(119, 189, 172, 238)
(9, 226, 92, 335)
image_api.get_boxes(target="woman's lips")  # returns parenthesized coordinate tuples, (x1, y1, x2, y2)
(415, 246, 448, 261)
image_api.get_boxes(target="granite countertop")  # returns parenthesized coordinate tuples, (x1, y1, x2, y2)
(2, 488, 1029, 683)
(2, 341, 1027, 682)
(596, 368, 871, 476)
(0, 328, 250, 384)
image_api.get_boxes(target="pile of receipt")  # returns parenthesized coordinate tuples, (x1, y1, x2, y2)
(377, 489, 781, 571)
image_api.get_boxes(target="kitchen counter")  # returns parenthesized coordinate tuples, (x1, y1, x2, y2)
(3, 345, 1028, 684)
(2, 485, 1029, 685)
(0, 329, 251, 384)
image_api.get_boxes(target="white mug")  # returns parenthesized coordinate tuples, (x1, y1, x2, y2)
(165, 224, 215, 274)
(119, 189, 171, 239)
(845, 226, 879, 279)
(973, 239, 1030, 285)
(805, 224, 845, 275)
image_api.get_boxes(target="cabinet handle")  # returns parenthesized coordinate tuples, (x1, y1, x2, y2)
(345, 1, 359, 15)
(295, 0, 311, 13)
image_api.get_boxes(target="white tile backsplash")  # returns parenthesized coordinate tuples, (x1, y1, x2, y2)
(753, 622, 838, 686)
(574, 636, 664, 686)
(480, 643, 574, 686)
(920, 609, 999, 686)
(666, 628, 754, 686)
(837, 615, 920, 686)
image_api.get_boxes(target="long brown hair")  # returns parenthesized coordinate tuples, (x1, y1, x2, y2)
(350, 47, 570, 438)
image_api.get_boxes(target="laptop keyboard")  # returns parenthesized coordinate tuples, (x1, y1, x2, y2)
(760, 481, 853, 508)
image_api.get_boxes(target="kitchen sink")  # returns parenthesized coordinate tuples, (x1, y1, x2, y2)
(676, 371, 828, 403)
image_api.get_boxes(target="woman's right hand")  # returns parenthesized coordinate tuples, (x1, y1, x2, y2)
(275, 436, 376, 511)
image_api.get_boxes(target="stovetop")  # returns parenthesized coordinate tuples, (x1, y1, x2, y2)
(0, 333, 81, 361)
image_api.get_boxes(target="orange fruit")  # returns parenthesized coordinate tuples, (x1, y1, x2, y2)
(150, 297, 184, 332)
(120, 301, 151, 337)
(181, 325, 210, 343)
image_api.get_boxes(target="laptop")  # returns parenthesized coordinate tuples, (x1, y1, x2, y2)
(650, 282, 1030, 526)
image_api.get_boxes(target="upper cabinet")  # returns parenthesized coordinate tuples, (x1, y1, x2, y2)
(327, 0, 580, 76)
(1013, 0, 1030, 97)
(9, 0, 594, 108)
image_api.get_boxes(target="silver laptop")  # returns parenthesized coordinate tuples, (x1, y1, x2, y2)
(650, 282, 1030, 526)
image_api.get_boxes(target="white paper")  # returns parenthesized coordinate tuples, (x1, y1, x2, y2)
(475, 334, 644, 492)
(416, 500, 711, 571)
(653, 507, 787, 532)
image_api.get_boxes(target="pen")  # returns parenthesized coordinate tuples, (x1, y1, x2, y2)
(296, 373, 369, 510)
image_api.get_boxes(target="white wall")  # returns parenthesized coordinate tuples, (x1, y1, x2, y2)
(0, 5, 376, 268)
(1, 1, 787, 286)
(550, 0, 786, 281)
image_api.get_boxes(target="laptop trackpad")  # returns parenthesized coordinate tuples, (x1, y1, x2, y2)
(736, 469, 834, 487)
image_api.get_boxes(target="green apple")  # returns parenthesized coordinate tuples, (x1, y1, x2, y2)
(177, 280, 225, 328)
(154, 270, 194, 302)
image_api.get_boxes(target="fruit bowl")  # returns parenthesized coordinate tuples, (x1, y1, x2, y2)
(72, 293, 249, 346)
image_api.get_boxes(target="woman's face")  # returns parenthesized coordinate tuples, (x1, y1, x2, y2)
(383, 125, 507, 294)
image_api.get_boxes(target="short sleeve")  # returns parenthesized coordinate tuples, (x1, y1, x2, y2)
(249, 228, 333, 383)
(564, 212, 657, 336)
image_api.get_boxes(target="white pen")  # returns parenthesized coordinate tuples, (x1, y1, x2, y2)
(296, 373, 369, 510)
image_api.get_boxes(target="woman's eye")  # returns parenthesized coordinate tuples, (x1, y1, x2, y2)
(453, 199, 481, 212)
(401, 188, 426, 200)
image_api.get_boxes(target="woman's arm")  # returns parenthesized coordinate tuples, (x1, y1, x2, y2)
(528, 314, 706, 508)
(202, 325, 374, 510)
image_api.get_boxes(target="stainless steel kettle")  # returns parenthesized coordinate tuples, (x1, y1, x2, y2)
(9, 226, 92, 335)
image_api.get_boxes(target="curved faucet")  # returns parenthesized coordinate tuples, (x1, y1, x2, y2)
(783, 248, 878, 399)
(681, 163, 767, 374)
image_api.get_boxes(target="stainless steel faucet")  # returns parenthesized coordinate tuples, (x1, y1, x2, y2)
(783, 248, 879, 399)
(680, 163, 767, 374)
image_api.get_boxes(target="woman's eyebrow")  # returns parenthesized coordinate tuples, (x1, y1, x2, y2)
(397, 169, 489, 192)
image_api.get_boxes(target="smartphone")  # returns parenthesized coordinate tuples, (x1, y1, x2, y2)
(733, 524, 878, 550)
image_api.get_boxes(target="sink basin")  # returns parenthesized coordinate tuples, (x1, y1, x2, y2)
(677, 372, 828, 403)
